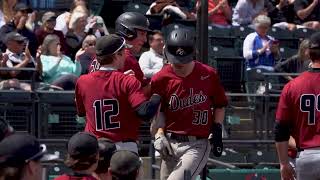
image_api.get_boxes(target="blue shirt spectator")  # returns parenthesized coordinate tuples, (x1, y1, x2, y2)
(243, 15, 280, 71)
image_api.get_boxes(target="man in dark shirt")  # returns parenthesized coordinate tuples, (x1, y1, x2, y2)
(0, 3, 38, 57)
(294, 0, 320, 29)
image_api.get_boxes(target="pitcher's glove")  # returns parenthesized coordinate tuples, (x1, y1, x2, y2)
(154, 133, 173, 160)
(209, 122, 223, 157)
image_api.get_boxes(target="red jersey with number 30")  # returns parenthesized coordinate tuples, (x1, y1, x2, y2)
(75, 70, 147, 142)
(276, 69, 320, 149)
(151, 61, 228, 137)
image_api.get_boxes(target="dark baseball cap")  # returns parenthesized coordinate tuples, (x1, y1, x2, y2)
(95, 34, 126, 56)
(67, 132, 99, 158)
(95, 138, 116, 173)
(42, 11, 57, 23)
(0, 133, 58, 167)
(110, 150, 141, 175)
(13, 2, 33, 13)
(4, 32, 27, 44)
(309, 32, 320, 49)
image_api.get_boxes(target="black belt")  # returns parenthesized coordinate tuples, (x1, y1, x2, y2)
(166, 133, 205, 142)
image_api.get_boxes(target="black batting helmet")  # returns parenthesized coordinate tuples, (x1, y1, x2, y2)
(164, 28, 195, 64)
(115, 12, 151, 40)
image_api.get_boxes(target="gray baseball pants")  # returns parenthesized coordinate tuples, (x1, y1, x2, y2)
(296, 147, 320, 180)
(160, 138, 211, 180)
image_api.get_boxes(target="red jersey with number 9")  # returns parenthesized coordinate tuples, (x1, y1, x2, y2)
(151, 61, 228, 137)
(276, 69, 320, 149)
(75, 70, 147, 142)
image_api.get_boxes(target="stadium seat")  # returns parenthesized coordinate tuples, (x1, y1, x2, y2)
(232, 26, 255, 39)
(293, 28, 317, 39)
(267, 27, 293, 40)
(208, 26, 232, 38)
(209, 45, 240, 58)
(210, 36, 235, 47)
(123, 2, 149, 14)
(279, 47, 297, 59)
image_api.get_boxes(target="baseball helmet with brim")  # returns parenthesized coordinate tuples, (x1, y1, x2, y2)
(164, 28, 195, 64)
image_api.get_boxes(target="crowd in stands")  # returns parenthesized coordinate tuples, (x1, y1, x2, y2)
(0, 0, 198, 91)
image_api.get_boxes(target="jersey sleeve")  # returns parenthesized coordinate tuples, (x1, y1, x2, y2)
(276, 83, 292, 124)
(210, 71, 228, 108)
(126, 76, 148, 109)
(75, 79, 86, 117)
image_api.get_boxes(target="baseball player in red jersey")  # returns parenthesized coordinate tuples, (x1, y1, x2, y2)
(151, 28, 228, 180)
(89, 12, 149, 86)
(75, 34, 161, 153)
(275, 32, 320, 180)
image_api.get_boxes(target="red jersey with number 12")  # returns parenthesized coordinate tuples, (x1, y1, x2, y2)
(151, 61, 228, 137)
(75, 70, 147, 142)
(276, 69, 320, 149)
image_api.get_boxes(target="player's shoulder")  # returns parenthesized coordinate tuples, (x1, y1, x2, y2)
(195, 61, 218, 75)
(114, 71, 140, 84)
(152, 64, 172, 80)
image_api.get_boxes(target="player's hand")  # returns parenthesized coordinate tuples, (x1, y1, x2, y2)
(209, 122, 223, 157)
(154, 132, 173, 160)
(280, 162, 296, 180)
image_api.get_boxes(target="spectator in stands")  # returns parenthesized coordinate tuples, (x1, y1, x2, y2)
(146, 0, 196, 25)
(139, 31, 164, 79)
(232, 0, 266, 26)
(109, 150, 142, 180)
(0, 0, 17, 27)
(0, 133, 58, 180)
(294, 0, 320, 30)
(65, 10, 89, 60)
(243, 15, 280, 94)
(55, 1, 109, 37)
(3, 32, 42, 81)
(54, 132, 99, 180)
(243, 15, 280, 71)
(93, 138, 116, 180)
(35, 12, 68, 54)
(208, 0, 232, 28)
(41, 35, 81, 90)
(76, 35, 97, 75)
(275, 39, 311, 80)
(0, 2, 38, 57)
(264, 0, 297, 31)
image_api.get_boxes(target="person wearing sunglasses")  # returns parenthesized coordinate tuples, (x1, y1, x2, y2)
(3, 32, 41, 81)
(0, 133, 58, 180)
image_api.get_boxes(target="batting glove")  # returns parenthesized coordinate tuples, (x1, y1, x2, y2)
(209, 122, 223, 157)
(154, 133, 173, 160)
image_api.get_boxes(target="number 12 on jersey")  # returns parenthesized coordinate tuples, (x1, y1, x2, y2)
(300, 94, 320, 125)
(93, 99, 120, 130)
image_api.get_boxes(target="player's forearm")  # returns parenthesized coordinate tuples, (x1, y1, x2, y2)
(135, 94, 161, 121)
(276, 141, 290, 165)
(213, 108, 225, 124)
